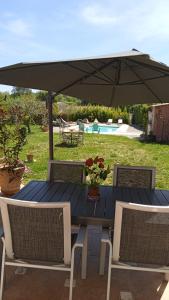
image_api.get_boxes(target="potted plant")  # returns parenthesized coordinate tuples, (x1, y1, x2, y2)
(85, 156, 110, 201)
(26, 152, 34, 163)
(0, 119, 27, 196)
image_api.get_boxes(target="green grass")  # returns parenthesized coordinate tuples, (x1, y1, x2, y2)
(18, 126, 169, 189)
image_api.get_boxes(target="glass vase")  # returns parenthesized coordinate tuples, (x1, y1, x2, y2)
(87, 185, 100, 201)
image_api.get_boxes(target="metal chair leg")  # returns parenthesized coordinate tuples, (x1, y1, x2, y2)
(0, 239, 6, 300)
(106, 262, 112, 300)
(69, 246, 76, 300)
(99, 242, 106, 275)
(81, 228, 88, 279)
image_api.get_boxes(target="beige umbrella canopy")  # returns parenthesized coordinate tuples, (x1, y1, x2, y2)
(0, 49, 169, 106)
(1, 49, 169, 159)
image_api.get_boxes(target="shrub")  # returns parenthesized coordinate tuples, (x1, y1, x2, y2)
(0, 110, 27, 169)
(129, 105, 150, 130)
(59, 105, 130, 123)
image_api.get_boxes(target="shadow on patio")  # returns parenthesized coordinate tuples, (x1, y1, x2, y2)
(3, 226, 167, 300)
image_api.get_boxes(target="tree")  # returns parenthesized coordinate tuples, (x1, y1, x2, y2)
(35, 91, 48, 102)
(11, 87, 32, 96)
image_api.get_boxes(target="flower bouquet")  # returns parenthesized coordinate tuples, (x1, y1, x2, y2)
(85, 156, 110, 201)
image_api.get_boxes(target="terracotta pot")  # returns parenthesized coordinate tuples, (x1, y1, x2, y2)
(0, 166, 25, 196)
(88, 185, 100, 201)
(27, 154, 34, 163)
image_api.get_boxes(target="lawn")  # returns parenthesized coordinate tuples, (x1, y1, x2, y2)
(19, 126, 169, 189)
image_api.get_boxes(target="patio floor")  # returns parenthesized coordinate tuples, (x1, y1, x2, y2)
(3, 226, 167, 300)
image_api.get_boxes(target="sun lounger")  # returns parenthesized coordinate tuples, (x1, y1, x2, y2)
(107, 119, 113, 125)
(118, 118, 123, 124)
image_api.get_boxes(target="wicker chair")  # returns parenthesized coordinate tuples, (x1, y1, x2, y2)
(48, 160, 86, 184)
(113, 165, 156, 189)
(0, 214, 3, 266)
(92, 123, 100, 133)
(99, 201, 169, 300)
(0, 197, 88, 300)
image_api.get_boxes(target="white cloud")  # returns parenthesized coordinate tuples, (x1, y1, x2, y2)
(0, 85, 12, 93)
(120, 1, 169, 41)
(81, 3, 118, 25)
(4, 18, 32, 37)
(80, 0, 169, 41)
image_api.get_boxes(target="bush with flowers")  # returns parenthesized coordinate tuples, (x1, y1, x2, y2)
(85, 156, 110, 187)
(0, 109, 27, 196)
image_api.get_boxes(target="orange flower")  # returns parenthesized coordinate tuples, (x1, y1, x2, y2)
(94, 156, 99, 163)
(85, 156, 110, 186)
(86, 158, 93, 167)
(98, 158, 104, 163)
(99, 162, 104, 168)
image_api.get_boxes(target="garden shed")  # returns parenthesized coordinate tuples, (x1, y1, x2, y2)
(149, 103, 169, 142)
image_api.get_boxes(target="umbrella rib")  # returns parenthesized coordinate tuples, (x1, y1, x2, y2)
(119, 74, 168, 86)
(55, 59, 115, 94)
(80, 73, 168, 86)
(80, 82, 111, 86)
(128, 57, 169, 76)
(86, 61, 115, 84)
(124, 59, 163, 103)
(64, 61, 111, 84)
(109, 60, 121, 106)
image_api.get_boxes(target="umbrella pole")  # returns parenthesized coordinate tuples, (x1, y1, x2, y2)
(48, 91, 54, 160)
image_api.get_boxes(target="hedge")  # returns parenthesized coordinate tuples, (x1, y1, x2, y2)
(129, 104, 150, 130)
(57, 105, 129, 123)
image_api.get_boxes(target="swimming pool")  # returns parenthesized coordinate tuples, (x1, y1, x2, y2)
(85, 124, 119, 134)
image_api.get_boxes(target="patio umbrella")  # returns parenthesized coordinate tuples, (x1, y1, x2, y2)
(0, 49, 169, 106)
(1, 49, 169, 159)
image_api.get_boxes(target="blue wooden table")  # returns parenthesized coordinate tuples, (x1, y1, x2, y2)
(14, 180, 169, 227)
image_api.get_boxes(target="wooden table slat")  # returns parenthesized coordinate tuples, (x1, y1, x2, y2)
(40, 182, 69, 202)
(160, 190, 169, 205)
(154, 190, 169, 205)
(13, 181, 43, 200)
(28, 181, 54, 202)
(13, 181, 169, 227)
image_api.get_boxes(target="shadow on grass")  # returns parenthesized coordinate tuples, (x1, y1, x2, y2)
(139, 134, 169, 145)
(55, 142, 79, 148)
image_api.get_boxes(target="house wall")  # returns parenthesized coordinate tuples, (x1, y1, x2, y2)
(152, 104, 169, 142)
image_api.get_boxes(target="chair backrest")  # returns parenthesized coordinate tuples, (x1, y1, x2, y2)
(0, 197, 71, 265)
(113, 201, 169, 266)
(54, 118, 62, 126)
(92, 123, 99, 132)
(77, 119, 83, 125)
(113, 165, 156, 189)
(48, 160, 86, 183)
(60, 117, 69, 127)
(79, 123, 85, 132)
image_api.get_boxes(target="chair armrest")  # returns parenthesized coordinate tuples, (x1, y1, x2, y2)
(99, 229, 112, 275)
(101, 229, 111, 243)
(72, 226, 88, 279)
(74, 226, 87, 248)
(0, 226, 4, 239)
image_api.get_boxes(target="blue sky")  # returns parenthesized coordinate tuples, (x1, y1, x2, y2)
(1, 0, 169, 91)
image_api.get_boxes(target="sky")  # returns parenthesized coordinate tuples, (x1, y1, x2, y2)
(1, 0, 169, 92)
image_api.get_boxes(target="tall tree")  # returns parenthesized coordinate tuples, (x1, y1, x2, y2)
(11, 87, 32, 96)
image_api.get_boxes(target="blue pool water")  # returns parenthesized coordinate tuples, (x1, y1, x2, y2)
(85, 124, 119, 134)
